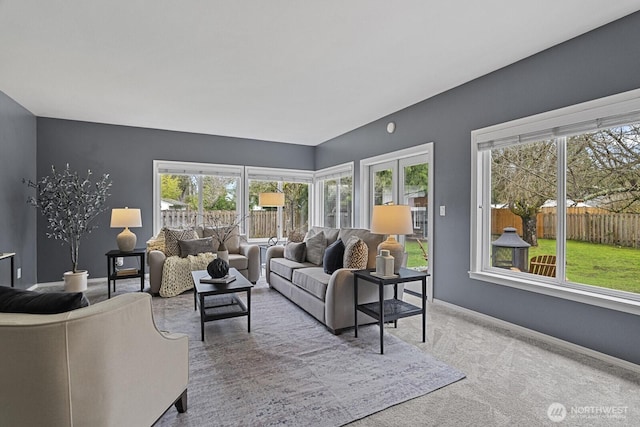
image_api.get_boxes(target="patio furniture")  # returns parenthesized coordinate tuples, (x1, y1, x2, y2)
(529, 255, 556, 277)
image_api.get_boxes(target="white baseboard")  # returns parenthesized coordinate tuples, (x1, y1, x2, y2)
(433, 299, 640, 374)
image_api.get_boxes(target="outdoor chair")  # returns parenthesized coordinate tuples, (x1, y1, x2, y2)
(529, 255, 556, 277)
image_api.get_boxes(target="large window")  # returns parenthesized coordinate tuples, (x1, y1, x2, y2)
(246, 167, 312, 242)
(471, 89, 640, 312)
(153, 161, 244, 231)
(315, 163, 353, 228)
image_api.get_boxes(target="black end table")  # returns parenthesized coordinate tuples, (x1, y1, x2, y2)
(106, 248, 146, 298)
(0, 252, 15, 287)
(353, 267, 429, 354)
(192, 269, 254, 341)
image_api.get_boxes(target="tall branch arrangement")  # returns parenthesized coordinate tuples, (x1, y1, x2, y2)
(26, 165, 112, 273)
(203, 213, 250, 252)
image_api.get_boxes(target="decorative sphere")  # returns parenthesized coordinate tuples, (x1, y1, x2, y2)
(207, 258, 229, 278)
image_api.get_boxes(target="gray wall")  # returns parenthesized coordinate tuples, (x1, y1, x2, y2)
(36, 119, 314, 283)
(0, 91, 37, 289)
(316, 12, 640, 364)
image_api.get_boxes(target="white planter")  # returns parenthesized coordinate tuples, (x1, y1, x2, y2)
(63, 270, 88, 292)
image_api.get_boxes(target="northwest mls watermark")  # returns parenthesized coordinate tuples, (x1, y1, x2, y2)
(547, 402, 629, 422)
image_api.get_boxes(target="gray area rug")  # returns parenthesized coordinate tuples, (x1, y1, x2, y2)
(47, 280, 465, 426)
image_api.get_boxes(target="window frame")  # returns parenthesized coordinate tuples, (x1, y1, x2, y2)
(313, 162, 354, 228)
(152, 160, 245, 235)
(470, 88, 640, 316)
(245, 166, 314, 242)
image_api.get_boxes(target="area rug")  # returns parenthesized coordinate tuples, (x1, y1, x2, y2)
(45, 279, 465, 426)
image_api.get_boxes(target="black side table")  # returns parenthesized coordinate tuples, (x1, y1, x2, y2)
(0, 252, 15, 287)
(106, 248, 146, 298)
(353, 267, 429, 354)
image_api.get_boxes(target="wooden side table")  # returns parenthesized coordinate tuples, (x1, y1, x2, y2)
(353, 267, 429, 354)
(0, 253, 16, 287)
(106, 249, 146, 298)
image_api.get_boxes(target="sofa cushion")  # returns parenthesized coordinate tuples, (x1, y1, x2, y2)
(323, 238, 345, 274)
(284, 241, 306, 263)
(0, 286, 89, 314)
(292, 267, 330, 301)
(270, 257, 314, 281)
(227, 253, 249, 271)
(304, 231, 327, 265)
(343, 237, 368, 269)
(178, 237, 214, 257)
(164, 228, 199, 257)
(338, 228, 384, 268)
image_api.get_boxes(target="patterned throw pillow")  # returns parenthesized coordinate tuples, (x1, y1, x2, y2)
(178, 237, 214, 257)
(323, 238, 345, 274)
(284, 241, 306, 263)
(304, 231, 327, 265)
(343, 237, 368, 269)
(164, 228, 199, 257)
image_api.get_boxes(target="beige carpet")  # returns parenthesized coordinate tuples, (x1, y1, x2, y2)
(44, 277, 464, 426)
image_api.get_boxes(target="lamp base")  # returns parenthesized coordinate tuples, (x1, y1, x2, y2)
(116, 227, 137, 252)
(377, 236, 404, 274)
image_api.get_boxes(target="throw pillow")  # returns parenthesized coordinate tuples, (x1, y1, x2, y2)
(343, 237, 368, 269)
(284, 241, 306, 263)
(0, 286, 89, 314)
(178, 237, 214, 257)
(304, 231, 327, 265)
(323, 238, 345, 274)
(164, 228, 199, 257)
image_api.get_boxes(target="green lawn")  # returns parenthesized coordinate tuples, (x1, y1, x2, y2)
(529, 239, 640, 294)
(405, 238, 640, 294)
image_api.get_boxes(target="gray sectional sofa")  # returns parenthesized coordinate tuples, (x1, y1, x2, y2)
(266, 226, 403, 334)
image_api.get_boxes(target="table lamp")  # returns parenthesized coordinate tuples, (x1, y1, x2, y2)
(110, 207, 142, 252)
(259, 192, 285, 245)
(370, 204, 413, 273)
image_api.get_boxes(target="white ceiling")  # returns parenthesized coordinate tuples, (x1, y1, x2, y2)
(1, 1, 639, 146)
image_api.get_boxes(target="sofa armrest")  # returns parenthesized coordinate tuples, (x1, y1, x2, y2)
(148, 250, 167, 295)
(239, 243, 260, 283)
(265, 245, 285, 285)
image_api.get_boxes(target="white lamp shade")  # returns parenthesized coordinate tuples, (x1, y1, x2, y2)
(259, 192, 285, 207)
(110, 208, 142, 228)
(370, 205, 413, 235)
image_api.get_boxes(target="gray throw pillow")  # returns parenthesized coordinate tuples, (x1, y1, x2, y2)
(284, 241, 306, 263)
(178, 237, 214, 257)
(305, 231, 327, 265)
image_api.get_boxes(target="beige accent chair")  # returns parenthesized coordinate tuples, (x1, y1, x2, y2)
(0, 293, 188, 426)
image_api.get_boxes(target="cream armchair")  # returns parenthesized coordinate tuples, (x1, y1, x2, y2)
(0, 293, 188, 426)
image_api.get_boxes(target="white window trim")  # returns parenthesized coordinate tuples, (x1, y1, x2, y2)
(470, 88, 640, 316)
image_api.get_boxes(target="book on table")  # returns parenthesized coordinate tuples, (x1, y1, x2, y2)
(200, 274, 236, 284)
(116, 267, 138, 276)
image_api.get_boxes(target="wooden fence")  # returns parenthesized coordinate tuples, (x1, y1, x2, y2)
(161, 210, 303, 238)
(492, 209, 640, 248)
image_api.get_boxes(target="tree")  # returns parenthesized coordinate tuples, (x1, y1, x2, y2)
(492, 140, 556, 246)
(491, 124, 640, 245)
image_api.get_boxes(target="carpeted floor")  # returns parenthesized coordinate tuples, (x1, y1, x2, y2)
(40, 276, 640, 426)
(43, 277, 464, 426)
